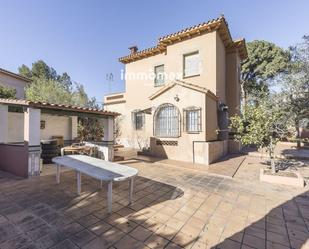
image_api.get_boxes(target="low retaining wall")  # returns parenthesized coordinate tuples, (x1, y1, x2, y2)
(84, 141, 114, 161)
(204, 140, 228, 165)
(193, 140, 228, 165)
(0, 143, 28, 177)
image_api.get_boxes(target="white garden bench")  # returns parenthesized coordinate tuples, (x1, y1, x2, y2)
(52, 155, 138, 213)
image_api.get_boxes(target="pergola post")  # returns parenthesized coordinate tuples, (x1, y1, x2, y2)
(24, 107, 41, 177)
(103, 117, 114, 161)
(70, 116, 78, 141)
(0, 105, 8, 143)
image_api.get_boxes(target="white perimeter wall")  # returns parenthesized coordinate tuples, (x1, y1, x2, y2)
(7, 112, 75, 142)
(40, 114, 72, 140)
(8, 112, 24, 143)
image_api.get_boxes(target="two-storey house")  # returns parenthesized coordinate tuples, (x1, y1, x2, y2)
(104, 16, 247, 164)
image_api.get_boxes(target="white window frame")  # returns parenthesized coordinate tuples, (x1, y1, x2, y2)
(154, 104, 180, 138)
(131, 110, 145, 130)
(183, 107, 202, 133)
(154, 64, 165, 86)
(183, 51, 200, 78)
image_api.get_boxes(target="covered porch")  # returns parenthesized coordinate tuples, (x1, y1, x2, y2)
(0, 98, 119, 178)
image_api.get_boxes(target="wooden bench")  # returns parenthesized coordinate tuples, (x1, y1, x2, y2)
(52, 155, 138, 213)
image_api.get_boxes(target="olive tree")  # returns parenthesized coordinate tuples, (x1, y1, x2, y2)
(230, 96, 289, 173)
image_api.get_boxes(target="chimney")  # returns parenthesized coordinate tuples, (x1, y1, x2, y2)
(129, 46, 138, 54)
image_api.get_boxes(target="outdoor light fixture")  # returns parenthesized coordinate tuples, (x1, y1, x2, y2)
(174, 94, 180, 102)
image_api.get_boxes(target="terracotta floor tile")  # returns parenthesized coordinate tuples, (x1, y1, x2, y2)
(156, 224, 178, 240)
(144, 234, 169, 249)
(165, 242, 185, 249)
(114, 235, 143, 249)
(0, 157, 308, 249)
(88, 221, 112, 236)
(115, 220, 138, 233)
(130, 226, 153, 242)
(172, 231, 198, 248)
(243, 234, 266, 249)
(216, 238, 241, 249)
(180, 224, 202, 238)
(165, 217, 186, 231)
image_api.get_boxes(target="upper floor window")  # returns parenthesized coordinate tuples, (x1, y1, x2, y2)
(183, 107, 202, 133)
(154, 104, 180, 137)
(131, 110, 145, 130)
(154, 65, 165, 86)
(183, 51, 200, 78)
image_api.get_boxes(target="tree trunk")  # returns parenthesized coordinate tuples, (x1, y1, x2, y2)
(240, 82, 247, 113)
(269, 139, 276, 174)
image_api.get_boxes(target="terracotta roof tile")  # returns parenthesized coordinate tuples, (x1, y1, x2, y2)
(0, 98, 119, 117)
(119, 16, 247, 64)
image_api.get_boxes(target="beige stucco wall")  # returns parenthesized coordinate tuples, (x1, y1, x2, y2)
(7, 112, 77, 142)
(226, 51, 241, 117)
(216, 32, 226, 103)
(148, 85, 206, 162)
(116, 30, 222, 146)
(0, 72, 28, 99)
(205, 96, 218, 141)
(124, 31, 218, 111)
(104, 29, 241, 164)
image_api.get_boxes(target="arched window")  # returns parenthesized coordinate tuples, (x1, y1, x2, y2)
(154, 104, 180, 137)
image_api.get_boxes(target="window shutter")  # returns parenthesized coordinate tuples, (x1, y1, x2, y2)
(142, 112, 145, 126)
(131, 112, 136, 130)
(184, 52, 200, 77)
(154, 65, 165, 86)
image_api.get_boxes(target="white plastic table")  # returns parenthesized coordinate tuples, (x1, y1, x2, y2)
(52, 155, 138, 213)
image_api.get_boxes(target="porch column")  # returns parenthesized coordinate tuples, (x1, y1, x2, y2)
(103, 117, 114, 161)
(70, 116, 78, 141)
(24, 108, 41, 176)
(0, 105, 8, 143)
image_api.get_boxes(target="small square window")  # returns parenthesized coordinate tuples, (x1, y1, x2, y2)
(154, 65, 165, 86)
(132, 110, 145, 130)
(184, 108, 201, 133)
(40, 120, 46, 129)
(183, 52, 200, 78)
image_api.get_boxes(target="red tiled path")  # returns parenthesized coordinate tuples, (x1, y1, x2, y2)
(0, 157, 308, 249)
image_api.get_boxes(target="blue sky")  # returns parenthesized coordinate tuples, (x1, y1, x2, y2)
(0, 0, 308, 104)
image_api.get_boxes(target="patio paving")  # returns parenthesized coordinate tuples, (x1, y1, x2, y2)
(0, 157, 308, 249)
(126, 154, 246, 178)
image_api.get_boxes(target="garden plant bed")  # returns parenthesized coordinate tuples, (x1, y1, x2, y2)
(260, 168, 305, 188)
(263, 169, 298, 178)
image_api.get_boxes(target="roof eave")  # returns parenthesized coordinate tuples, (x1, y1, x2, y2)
(0, 68, 32, 83)
(0, 98, 120, 117)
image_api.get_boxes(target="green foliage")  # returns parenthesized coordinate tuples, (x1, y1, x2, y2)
(77, 118, 103, 142)
(20, 60, 97, 108)
(230, 96, 289, 172)
(241, 40, 289, 102)
(18, 64, 32, 79)
(0, 84, 16, 98)
(21, 60, 103, 141)
(25, 78, 73, 104)
(278, 36, 309, 146)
